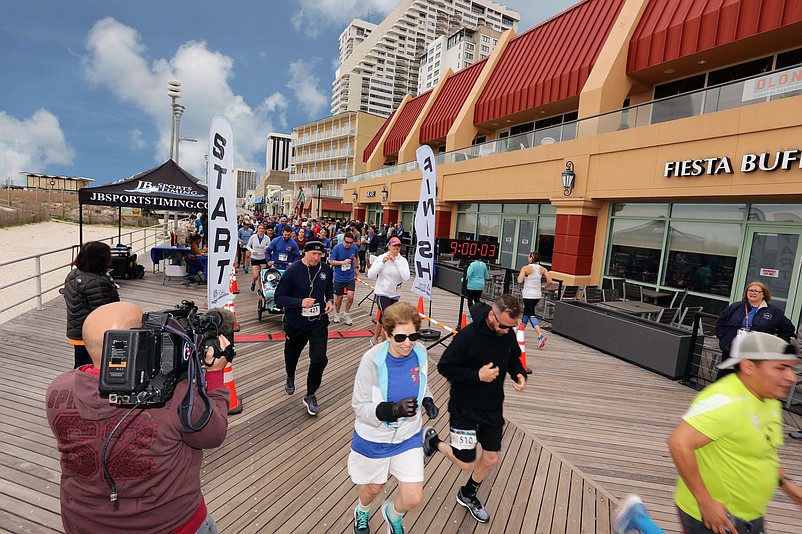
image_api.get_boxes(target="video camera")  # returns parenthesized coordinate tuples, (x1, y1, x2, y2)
(99, 300, 235, 406)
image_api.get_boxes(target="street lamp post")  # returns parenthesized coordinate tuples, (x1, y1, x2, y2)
(176, 137, 197, 166)
(167, 80, 182, 160)
(317, 181, 323, 218)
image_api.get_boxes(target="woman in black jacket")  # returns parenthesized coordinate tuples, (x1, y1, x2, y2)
(64, 241, 120, 368)
(715, 280, 795, 364)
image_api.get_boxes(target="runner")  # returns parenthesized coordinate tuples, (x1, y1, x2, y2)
(329, 230, 360, 325)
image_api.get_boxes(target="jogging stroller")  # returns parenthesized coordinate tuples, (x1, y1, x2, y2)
(257, 266, 284, 320)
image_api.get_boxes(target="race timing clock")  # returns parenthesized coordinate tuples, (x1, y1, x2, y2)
(437, 238, 499, 261)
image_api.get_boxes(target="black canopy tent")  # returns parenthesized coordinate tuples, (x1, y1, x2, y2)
(77, 160, 208, 245)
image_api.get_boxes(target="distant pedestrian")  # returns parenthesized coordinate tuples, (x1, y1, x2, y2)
(463, 259, 488, 310)
(329, 231, 360, 325)
(517, 251, 552, 350)
(367, 236, 410, 347)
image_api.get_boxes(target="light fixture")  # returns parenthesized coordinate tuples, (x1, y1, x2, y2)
(562, 161, 575, 196)
(352, 190, 358, 203)
(664, 68, 676, 74)
(381, 185, 388, 201)
(697, 59, 708, 65)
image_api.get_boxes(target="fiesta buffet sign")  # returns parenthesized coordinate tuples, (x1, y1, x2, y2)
(664, 149, 802, 178)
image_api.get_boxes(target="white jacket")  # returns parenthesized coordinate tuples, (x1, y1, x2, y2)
(367, 252, 410, 298)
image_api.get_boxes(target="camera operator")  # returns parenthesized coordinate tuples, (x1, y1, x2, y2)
(46, 301, 231, 534)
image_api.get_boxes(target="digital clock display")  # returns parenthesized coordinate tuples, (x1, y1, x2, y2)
(437, 238, 499, 261)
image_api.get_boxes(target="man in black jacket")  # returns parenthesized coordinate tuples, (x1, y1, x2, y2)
(423, 294, 527, 523)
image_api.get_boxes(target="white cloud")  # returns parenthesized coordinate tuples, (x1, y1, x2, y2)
(82, 17, 287, 178)
(286, 59, 328, 119)
(0, 110, 74, 185)
(292, 0, 398, 37)
(130, 129, 146, 151)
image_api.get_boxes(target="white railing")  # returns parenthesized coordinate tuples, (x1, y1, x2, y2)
(291, 148, 355, 164)
(0, 224, 168, 319)
(293, 126, 355, 146)
(289, 170, 353, 182)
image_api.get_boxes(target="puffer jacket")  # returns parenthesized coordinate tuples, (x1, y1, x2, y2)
(64, 268, 120, 341)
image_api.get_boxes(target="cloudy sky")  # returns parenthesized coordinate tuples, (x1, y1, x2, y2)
(1, 0, 577, 185)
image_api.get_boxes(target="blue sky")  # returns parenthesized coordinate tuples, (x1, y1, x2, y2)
(0, 0, 577, 185)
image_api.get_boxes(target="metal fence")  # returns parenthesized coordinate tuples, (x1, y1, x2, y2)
(0, 224, 168, 317)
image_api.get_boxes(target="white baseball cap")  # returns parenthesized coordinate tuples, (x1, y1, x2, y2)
(718, 331, 799, 369)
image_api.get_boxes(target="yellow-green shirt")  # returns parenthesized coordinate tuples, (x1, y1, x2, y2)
(674, 373, 783, 521)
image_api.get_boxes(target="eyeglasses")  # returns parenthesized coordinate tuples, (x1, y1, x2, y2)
(747, 289, 764, 294)
(491, 310, 518, 330)
(392, 332, 421, 342)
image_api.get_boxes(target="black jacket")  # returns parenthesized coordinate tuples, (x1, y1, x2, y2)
(274, 260, 334, 331)
(64, 268, 120, 340)
(437, 301, 525, 421)
(715, 299, 795, 354)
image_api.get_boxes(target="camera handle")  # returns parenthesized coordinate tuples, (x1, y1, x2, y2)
(176, 331, 215, 432)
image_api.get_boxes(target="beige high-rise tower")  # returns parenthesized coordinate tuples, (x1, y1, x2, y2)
(331, 0, 519, 117)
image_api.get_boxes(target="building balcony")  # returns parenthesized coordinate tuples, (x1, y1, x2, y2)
(292, 126, 355, 147)
(289, 169, 353, 182)
(291, 148, 355, 164)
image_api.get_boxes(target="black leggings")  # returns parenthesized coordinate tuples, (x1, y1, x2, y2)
(465, 289, 483, 308)
(283, 321, 329, 396)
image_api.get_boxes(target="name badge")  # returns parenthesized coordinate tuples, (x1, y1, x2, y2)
(279, 253, 288, 262)
(302, 303, 320, 317)
(449, 428, 477, 450)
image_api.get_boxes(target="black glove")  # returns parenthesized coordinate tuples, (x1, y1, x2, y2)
(376, 397, 418, 422)
(422, 397, 439, 419)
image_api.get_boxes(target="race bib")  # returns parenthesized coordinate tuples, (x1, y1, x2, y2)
(341, 263, 350, 271)
(279, 253, 288, 262)
(449, 428, 477, 450)
(302, 303, 321, 317)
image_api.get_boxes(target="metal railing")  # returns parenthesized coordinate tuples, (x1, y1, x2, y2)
(0, 224, 169, 317)
(349, 64, 801, 184)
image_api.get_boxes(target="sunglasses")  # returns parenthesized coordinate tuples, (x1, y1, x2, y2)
(491, 311, 518, 330)
(392, 332, 421, 343)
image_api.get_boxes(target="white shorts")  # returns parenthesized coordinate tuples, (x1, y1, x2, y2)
(348, 447, 424, 485)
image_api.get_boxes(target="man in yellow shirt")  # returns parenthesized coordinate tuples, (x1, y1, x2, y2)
(667, 331, 802, 533)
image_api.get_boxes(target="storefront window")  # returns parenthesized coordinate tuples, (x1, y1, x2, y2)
(503, 204, 527, 213)
(456, 213, 477, 240)
(749, 204, 802, 223)
(537, 215, 556, 264)
(606, 218, 665, 283)
(478, 213, 500, 242)
(671, 203, 746, 220)
(662, 221, 740, 296)
(611, 203, 669, 218)
(458, 202, 479, 213)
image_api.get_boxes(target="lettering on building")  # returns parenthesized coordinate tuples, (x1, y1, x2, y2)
(664, 150, 802, 178)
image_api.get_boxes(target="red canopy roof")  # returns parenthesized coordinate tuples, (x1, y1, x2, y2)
(628, 0, 802, 72)
(383, 90, 432, 156)
(474, 0, 625, 124)
(420, 60, 487, 144)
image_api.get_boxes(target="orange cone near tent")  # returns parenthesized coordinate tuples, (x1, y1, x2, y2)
(516, 323, 530, 373)
(417, 296, 425, 315)
(224, 299, 240, 332)
(229, 265, 239, 294)
(223, 362, 243, 415)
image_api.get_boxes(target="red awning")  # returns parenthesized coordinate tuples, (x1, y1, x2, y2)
(363, 109, 395, 163)
(474, 0, 625, 124)
(383, 91, 432, 156)
(420, 60, 487, 144)
(321, 199, 352, 213)
(628, 0, 802, 72)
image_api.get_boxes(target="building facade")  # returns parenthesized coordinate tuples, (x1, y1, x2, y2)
(331, 0, 519, 118)
(417, 24, 502, 93)
(348, 0, 802, 320)
(290, 111, 386, 219)
(266, 132, 292, 172)
(233, 168, 258, 205)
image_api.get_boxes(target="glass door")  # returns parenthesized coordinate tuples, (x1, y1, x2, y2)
(499, 218, 517, 268)
(735, 226, 802, 323)
(515, 219, 535, 270)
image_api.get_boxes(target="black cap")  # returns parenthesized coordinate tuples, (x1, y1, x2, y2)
(304, 239, 325, 253)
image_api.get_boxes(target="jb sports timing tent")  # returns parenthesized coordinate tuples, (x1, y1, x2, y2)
(77, 160, 208, 244)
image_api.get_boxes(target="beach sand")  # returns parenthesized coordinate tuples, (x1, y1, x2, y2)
(0, 220, 154, 325)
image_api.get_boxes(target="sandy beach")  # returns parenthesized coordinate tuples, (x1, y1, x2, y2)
(0, 220, 159, 325)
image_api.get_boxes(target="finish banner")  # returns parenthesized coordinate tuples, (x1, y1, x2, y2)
(411, 145, 436, 300)
(207, 116, 238, 309)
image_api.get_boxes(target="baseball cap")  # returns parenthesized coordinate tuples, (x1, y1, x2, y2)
(717, 331, 799, 369)
(389, 237, 402, 246)
(302, 221, 308, 227)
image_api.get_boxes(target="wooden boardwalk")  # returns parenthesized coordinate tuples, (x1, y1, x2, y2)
(1, 258, 802, 533)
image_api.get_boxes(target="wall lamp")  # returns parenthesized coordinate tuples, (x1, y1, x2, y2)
(381, 186, 388, 202)
(562, 161, 575, 196)
(352, 190, 358, 203)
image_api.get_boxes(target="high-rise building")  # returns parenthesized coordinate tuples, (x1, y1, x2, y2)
(331, 0, 519, 117)
(417, 24, 503, 93)
(233, 168, 258, 201)
(266, 132, 292, 172)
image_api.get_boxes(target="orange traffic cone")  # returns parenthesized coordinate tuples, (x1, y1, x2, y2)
(224, 299, 240, 332)
(516, 323, 530, 373)
(417, 297, 425, 315)
(223, 362, 243, 415)
(460, 313, 467, 329)
(230, 266, 239, 294)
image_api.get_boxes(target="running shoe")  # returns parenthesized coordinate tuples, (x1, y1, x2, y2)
(303, 394, 320, 416)
(284, 375, 295, 395)
(250, 281, 256, 292)
(381, 501, 404, 534)
(456, 488, 489, 523)
(613, 495, 649, 534)
(332, 313, 341, 323)
(343, 313, 353, 325)
(538, 335, 548, 349)
(353, 507, 370, 534)
(422, 427, 438, 465)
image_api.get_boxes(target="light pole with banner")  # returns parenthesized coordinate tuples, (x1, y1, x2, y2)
(317, 181, 323, 218)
